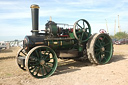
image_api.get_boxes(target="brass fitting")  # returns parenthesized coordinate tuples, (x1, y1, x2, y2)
(30, 4, 40, 9)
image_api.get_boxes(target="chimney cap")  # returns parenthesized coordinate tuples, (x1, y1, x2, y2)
(30, 4, 40, 9)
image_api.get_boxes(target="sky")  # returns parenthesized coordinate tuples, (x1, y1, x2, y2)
(0, 0, 128, 41)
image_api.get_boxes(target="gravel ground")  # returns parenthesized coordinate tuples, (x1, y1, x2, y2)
(0, 45, 128, 85)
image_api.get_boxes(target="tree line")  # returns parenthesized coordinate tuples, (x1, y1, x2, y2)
(110, 32, 128, 39)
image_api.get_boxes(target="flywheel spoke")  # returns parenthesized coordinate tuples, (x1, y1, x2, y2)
(76, 23, 83, 29)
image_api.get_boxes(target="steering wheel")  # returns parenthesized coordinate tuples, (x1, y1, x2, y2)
(73, 19, 91, 42)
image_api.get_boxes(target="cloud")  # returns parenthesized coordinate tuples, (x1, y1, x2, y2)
(0, 1, 18, 5)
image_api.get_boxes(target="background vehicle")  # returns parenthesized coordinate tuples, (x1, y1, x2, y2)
(112, 38, 118, 44)
(0, 41, 7, 50)
(115, 39, 128, 45)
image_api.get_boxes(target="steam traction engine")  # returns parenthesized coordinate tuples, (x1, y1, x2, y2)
(17, 4, 113, 78)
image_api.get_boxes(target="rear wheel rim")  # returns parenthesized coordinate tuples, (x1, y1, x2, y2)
(26, 46, 57, 78)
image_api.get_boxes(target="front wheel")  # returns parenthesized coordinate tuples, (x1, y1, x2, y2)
(16, 48, 26, 70)
(25, 46, 58, 78)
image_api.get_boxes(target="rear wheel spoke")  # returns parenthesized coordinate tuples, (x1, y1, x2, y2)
(95, 48, 100, 51)
(95, 43, 100, 48)
(98, 39, 102, 47)
(104, 50, 110, 53)
(95, 52, 100, 57)
(103, 42, 110, 46)
(47, 62, 53, 64)
(98, 54, 101, 62)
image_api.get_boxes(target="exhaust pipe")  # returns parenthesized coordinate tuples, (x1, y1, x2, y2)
(30, 4, 39, 36)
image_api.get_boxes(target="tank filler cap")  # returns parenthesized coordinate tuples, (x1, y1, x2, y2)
(30, 4, 40, 9)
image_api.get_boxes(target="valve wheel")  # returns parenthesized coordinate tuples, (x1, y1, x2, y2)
(25, 46, 57, 78)
(16, 48, 27, 71)
(87, 33, 113, 64)
(73, 19, 91, 42)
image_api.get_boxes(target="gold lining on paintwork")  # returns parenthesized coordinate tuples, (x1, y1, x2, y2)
(60, 41, 62, 45)
(35, 42, 44, 44)
(53, 42, 58, 44)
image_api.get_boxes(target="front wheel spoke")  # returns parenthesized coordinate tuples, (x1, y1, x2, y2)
(36, 66, 40, 76)
(35, 50, 40, 59)
(32, 66, 38, 74)
(41, 66, 44, 76)
(44, 65, 48, 74)
(31, 55, 39, 61)
(29, 61, 39, 66)
(44, 48, 48, 55)
(29, 66, 35, 70)
(21, 51, 26, 56)
(44, 55, 49, 60)
(45, 64, 52, 70)
(30, 63, 39, 66)
(39, 49, 43, 59)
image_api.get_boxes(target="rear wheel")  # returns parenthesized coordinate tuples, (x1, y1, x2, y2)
(87, 33, 113, 64)
(25, 46, 57, 78)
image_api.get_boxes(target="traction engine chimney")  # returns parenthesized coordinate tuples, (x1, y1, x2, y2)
(30, 4, 40, 36)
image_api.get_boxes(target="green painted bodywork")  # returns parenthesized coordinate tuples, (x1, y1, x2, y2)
(69, 33, 75, 39)
(51, 25, 58, 35)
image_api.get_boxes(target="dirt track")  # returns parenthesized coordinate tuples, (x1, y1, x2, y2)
(0, 45, 128, 85)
